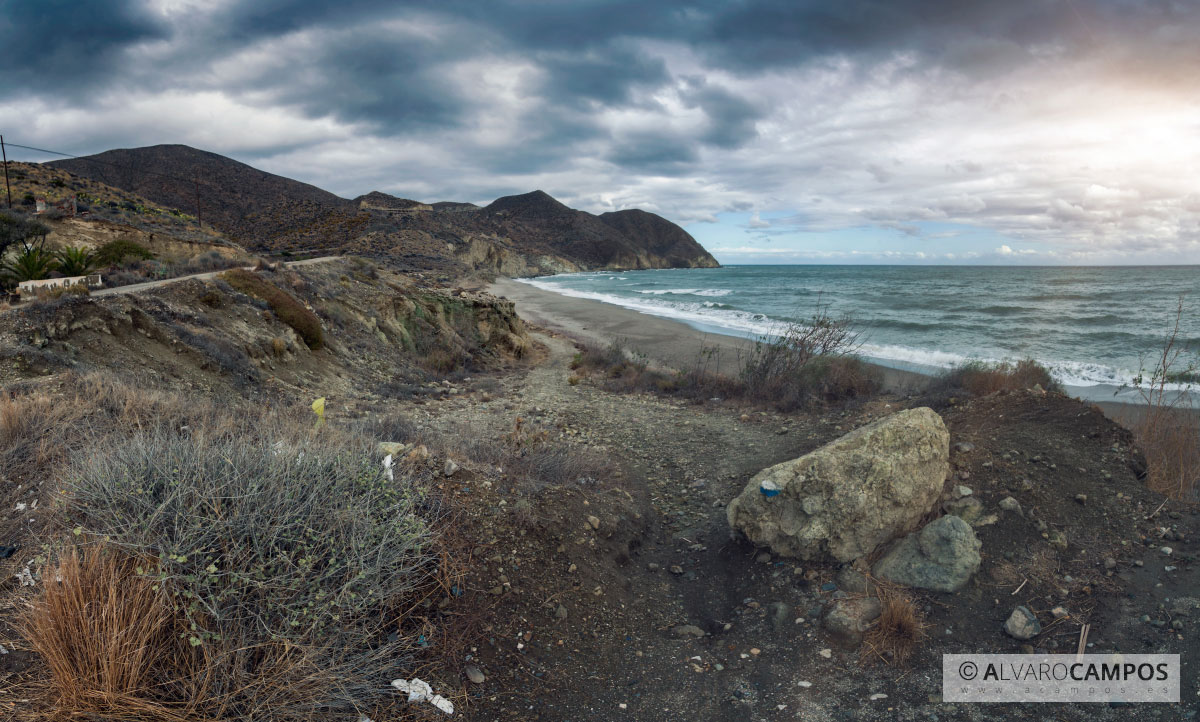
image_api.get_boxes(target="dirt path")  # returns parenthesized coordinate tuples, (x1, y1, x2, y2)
(91, 255, 340, 297)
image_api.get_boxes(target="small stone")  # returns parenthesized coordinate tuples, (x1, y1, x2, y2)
(587, 515, 601, 530)
(954, 485, 973, 498)
(998, 497, 1022, 514)
(819, 648, 832, 658)
(1051, 606, 1069, 619)
(1004, 606, 1041, 640)
(954, 442, 975, 454)
(1104, 557, 1117, 570)
(1172, 620, 1184, 630)
(556, 605, 568, 620)
(443, 459, 460, 477)
(1074, 494, 1087, 504)
(749, 648, 761, 656)
(568, 563, 577, 573)
(869, 693, 888, 701)
(797, 681, 813, 688)
(669, 565, 684, 575)
(672, 624, 707, 639)
(1161, 546, 1173, 556)
(755, 551, 772, 564)
(465, 665, 485, 684)
(647, 562, 660, 572)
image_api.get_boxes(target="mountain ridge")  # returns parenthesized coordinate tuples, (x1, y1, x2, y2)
(49, 144, 719, 274)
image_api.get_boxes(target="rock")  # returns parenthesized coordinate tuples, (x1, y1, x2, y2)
(954, 442, 975, 454)
(1004, 606, 1041, 640)
(727, 408, 950, 562)
(943, 496, 987, 526)
(872, 515, 981, 592)
(755, 551, 772, 564)
(465, 665, 485, 684)
(819, 648, 832, 658)
(556, 605, 568, 620)
(1075, 494, 1087, 504)
(998, 497, 1022, 515)
(647, 562, 660, 572)
(1104, 557, 1117, 570)
(1161, 546, 1173, 556)
(443, 459, 460, 477)
(1051, 606, 1069, 619)
(377, 441, 410, 456)
(824, 597, 882, 646)
(836, 568, 877, 595)
(954, 485, 973, 498)
(587, 515, 601, 530)
(673, 624, 707, 639)
(669, 565, 684, 575)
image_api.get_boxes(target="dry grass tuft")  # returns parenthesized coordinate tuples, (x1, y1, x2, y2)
(20, 543, 194, 721)
(222, 268, 324, 349)
(861, 587, 926, 667)
(938, 358, 1059, 397)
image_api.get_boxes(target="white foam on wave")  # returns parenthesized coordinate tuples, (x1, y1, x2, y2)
(517, 278, 1174, 392)
(636, 288, 732, 297)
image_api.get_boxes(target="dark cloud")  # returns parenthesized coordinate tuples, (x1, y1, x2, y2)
(0, 0, 167, 94)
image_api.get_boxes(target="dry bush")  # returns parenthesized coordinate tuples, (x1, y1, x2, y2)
(1130, 298, 1200, 500)
(222, 268, 324, 349)
(59, 420, 441, 720)
(861, 588, 926, 667)
(271, 336, 288, 357)
(20, 544, 193, 722)
(935, 358, 1059, 397)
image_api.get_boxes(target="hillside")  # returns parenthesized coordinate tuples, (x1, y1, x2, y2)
(48, 145, 719, 274)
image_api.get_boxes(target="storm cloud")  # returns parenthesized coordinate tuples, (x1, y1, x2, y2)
(1, 0, 1198, 262)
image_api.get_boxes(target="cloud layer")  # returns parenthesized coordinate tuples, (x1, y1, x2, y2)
(2, 0, 1198, 262)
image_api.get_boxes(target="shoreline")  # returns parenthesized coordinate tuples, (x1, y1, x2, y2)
(487, 276, 1152, 420)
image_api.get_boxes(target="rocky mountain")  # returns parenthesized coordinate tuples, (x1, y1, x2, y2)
(49, 145, 719, 274)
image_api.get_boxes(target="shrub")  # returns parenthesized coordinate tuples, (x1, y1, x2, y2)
(96, 239, 154, 266)
(55, 246, 99, 276)
(3, 246, 59, 282)
(936, 358, 1059, 397)
(1129, 298, 1200, 500)
(222, 269, 324, 349)
(60, 427, 439, 719)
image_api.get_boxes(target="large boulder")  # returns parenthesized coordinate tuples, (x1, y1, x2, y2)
(872, 515, 981, 592)
(726, 407, 949, 562)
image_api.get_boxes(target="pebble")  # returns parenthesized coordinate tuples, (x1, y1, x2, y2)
(1161, 546, 1173, 556)
(1104, 557, 1117, 570)
(669, 565, 684, 575)
(587, 515, 600, 530)
(443, 459, 460, 477)
(954, 485, 973, 498)
(869, 694, 888, 701)
(1004, 606, 1041, 640)
(1075, 494, 1087, 504)
(465, 665, 485, 684)
(797, 681, 813, 688)
(647, 562, 660, 572)
(998, 497, 1022, 514)
(819, 648, 832, 658)
(1051, 606, 1069, 619)
(755, 552, 772, 564)
(672, 625, 707, 639)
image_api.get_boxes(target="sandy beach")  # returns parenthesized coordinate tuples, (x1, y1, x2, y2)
(488, 277, 932, 394)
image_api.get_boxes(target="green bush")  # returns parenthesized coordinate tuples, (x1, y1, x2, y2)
(3, 246, 59, 282)
(95, 238, 154, 266)
(63, 427, 438, 718)
(222, 269, 324, 349)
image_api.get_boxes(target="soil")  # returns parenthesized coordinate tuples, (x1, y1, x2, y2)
(1, 264, 1196, 721)
(394, 330, 1200, 721)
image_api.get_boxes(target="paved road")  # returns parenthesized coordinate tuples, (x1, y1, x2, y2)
(92, 256, 341, 297)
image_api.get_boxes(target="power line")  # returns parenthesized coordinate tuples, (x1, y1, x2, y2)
(3, 138, 203, 224)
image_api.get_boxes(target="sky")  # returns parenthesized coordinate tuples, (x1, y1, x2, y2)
(1, 0, 1198, 265)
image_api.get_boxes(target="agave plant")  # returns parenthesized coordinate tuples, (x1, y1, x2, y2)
(55, 246, 99, 276)
(2, 247, 60, 282)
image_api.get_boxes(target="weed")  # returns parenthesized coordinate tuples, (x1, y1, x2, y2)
(861, 587, 926, 667)
(935, 359, 1060, 397)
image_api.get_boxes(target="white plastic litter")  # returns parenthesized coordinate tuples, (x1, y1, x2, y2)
(391, 678, 454, 715)
(382, 454, 394, 482)
(14, 502, 26, 512)
(15, 565, 35, 587)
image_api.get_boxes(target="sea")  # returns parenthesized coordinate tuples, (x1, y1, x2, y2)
(518, 265, 1200, 400)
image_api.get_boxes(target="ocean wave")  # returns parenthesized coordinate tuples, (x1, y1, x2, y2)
(636, 288, 732, 297)
(517, 278, 1186, 392)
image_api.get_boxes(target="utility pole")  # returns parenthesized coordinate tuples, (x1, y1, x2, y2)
(1, 135, 11, 209)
